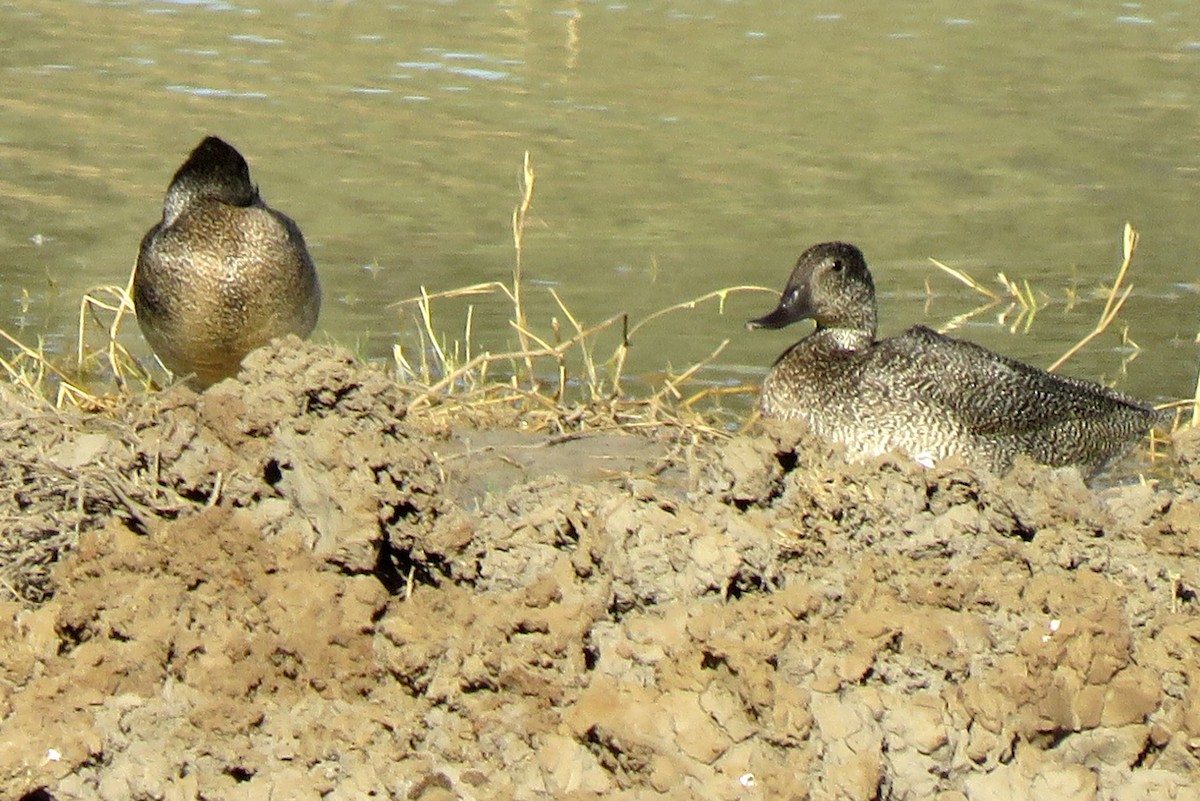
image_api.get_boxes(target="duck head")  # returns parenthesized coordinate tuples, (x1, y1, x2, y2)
(746, 241, 877, 335)
(162, 136, 260, 226)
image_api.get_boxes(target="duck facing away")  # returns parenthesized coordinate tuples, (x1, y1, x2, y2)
(747, 241, 1165, 476)
(134, 136, 321, 389)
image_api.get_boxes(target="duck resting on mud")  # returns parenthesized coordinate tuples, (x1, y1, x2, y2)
(133, 136, 321, 389)
(747, 241, 1166, 476)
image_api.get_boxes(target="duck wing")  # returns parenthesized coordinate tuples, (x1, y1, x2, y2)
(867, 325, 1162, 440)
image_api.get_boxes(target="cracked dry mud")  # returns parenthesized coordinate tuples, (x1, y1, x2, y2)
(2, 337, 1199, 800)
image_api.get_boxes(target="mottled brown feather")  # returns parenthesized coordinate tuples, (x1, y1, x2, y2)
(134, 137, 321, 388)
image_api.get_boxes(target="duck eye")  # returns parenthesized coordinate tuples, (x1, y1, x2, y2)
(830, 259, 844, 272)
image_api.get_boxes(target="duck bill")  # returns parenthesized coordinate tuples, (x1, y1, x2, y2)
(746, 300, 811, 331)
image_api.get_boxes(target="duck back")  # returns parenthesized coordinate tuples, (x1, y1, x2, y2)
(133, 137, 320, 388)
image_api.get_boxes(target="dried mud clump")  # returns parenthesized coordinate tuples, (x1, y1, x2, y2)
(127, 335, 445, 575)
(1, 338, 1199, 800)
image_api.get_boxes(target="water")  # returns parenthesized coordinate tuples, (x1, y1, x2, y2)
(1, 0, 1198, 409)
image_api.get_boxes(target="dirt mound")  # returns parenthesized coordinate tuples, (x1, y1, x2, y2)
(2, 338, 1199, 800)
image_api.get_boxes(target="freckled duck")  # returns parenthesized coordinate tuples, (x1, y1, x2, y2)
(746, 241, 1166, 475)
(133, 136, 321, 388)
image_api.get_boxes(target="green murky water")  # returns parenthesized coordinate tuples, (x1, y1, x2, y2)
(1, 0, 1198, 407)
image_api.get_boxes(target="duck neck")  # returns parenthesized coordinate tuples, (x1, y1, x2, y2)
(162, 188, 194, 227)
(814, 306, 876, 351)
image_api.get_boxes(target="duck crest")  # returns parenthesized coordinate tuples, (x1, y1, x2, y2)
(749, 241, 1164, 477)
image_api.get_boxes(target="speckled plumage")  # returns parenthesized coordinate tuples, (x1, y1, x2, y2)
(747, 241, 1165, 475)
(133, 136, 321, 388)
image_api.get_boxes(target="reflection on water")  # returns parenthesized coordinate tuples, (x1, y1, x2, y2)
(0, 0, 1198, 407)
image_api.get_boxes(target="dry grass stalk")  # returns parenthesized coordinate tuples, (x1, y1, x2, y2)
(1192, 362, 1200, 429)
(77, 273, 153, 391)
(549, 287, 605, 400)
(1187, 329, 1200, 429)
(928, 257, 1001, 301)
(929, 258, 1043, 335)
(511, 150, 536, 384)
(649, 338, 730, 407)
(82, 266, 125, 374)
(1047, 223, 1138, 372)
(391, 281, 516, 310)
(609, 285, 772, 395)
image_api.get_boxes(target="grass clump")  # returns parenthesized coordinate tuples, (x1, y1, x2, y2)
(388, 150, 767, 438)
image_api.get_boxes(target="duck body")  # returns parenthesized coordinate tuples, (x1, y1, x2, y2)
(749, 242, 1165, 475)
(134, 136, 320, 388)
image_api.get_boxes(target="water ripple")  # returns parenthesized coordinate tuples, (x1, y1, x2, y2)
(165, 84, 268, 99)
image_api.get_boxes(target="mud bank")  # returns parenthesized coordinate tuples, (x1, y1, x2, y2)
(1, 338, 1199, 800)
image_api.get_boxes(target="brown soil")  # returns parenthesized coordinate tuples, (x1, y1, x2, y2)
(2, 337, 1199, 801)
